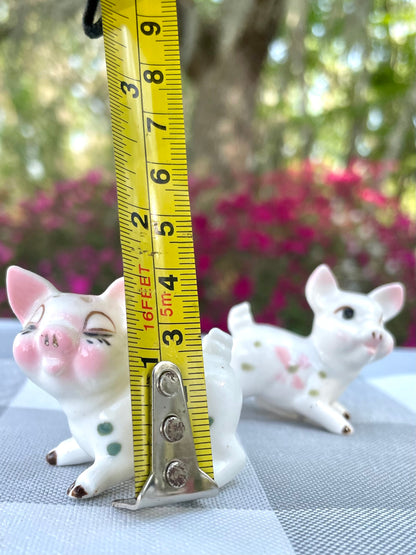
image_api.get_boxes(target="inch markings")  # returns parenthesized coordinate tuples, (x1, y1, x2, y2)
(101, 0, 213, 496)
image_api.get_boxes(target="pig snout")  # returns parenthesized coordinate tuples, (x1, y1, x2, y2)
(39, 326, 77, 356)
(364, 331, 382, 352)
(362, 327, 392, 358)
(370, 330, 383, 342)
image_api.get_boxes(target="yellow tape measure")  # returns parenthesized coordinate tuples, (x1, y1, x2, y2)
(101, 0, 213, 496)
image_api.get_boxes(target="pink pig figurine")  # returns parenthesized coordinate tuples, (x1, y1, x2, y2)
(228, 264, 405, 435)
(7, 266, 246, 499)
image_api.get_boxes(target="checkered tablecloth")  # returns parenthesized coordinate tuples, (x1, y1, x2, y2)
(1, 318, 415, 555)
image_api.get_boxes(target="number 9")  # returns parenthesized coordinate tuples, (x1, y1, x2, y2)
(140, 21, 161, 36)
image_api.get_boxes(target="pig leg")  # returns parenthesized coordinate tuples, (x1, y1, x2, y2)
(255, 396, 302, 421)
(332, 401, 351, 420)
(207, 384, 246, 488)
(293, 396, 354, 435)
(47, 437, 93, 466)
(67, 453, 133, 499)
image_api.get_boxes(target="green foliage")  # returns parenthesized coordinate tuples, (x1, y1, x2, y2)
(0, 1, 113, 196)
(256, 0, 416, 200)
(0, 0, 415, 202)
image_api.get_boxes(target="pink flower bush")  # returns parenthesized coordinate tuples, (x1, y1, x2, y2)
(191, 162, 415, 345)
(0, 170, 123, 303)
(0, 163, 414, 346)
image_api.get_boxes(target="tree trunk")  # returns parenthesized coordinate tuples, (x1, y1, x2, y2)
(189, 50, 259, 179)
(178, 0, 284, 184)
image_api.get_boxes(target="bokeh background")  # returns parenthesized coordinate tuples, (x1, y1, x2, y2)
(0, 0, 415, 345)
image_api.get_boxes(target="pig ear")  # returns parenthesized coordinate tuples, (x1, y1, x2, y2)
(369, 283, 405, 322)
(6, 266, 57, 324)
(305, 264, 339, 313)
(101, 277, 125, 303)
(203, 328, 233, 364)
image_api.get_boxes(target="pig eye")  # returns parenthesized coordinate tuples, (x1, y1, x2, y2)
(20, 323, 38, 335)
(335, 306, 355, 320)
(21, 305, 44, 335)
(83, 311, 115, 335)
(342, 307, 355, 319)
(23, 305, 45, 330)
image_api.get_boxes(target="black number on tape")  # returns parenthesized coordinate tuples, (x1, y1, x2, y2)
(158, 275, 178, 291)
(140, 21, 161, 36)
(146, 117, 167, 132)
(162, 330, 183, 346)
(154, 221, 174, 236)
(150, 169, 170, 184)
(120, 81, 139, 98)
(143, 70, 164, 84)
(131, 212, 148, 230)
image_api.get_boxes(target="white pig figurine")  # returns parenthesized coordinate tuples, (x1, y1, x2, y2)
(7, 266, 246, 499)
(228, 264, 404, 435)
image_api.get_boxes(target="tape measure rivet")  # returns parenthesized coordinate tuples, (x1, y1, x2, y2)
(161, 415, 185, 443)
(158, 370, 179, 397)
(113, 361, 218, 509)
(165, 460, 188, 489)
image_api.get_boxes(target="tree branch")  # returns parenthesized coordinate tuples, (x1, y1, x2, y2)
(225, 0, 284, 75)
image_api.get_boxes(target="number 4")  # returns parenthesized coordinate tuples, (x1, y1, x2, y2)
(158, 275, 178, 291)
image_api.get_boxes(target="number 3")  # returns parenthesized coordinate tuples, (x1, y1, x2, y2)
(162, 330, 183, 346)
(120, 81, 139, 98)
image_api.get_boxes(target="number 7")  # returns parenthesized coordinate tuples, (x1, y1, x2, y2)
(146, 117, 167, 132)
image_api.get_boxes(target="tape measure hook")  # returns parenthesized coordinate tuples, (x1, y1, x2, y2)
(113, 361, 218, 510)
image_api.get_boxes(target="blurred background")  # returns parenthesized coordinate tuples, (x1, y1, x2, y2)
(0, 0, 415, 345)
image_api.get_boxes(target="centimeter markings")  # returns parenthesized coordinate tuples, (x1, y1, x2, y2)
(101, 0, 213, 495)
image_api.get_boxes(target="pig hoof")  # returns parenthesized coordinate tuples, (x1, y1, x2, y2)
(68, 482, 88, 499)
(342, 425, 352, 435)
(67, 482, 88, 498)
(46, 451, 57, 465)
(72, 485, 88, 498)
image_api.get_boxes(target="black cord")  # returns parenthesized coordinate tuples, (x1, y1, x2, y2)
(83, 0, 103, 38)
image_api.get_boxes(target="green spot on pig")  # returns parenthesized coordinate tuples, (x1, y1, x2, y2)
(107, 442, 122, 456)
(308, 389, 320, 397)
(241, 362, 255, 371)
(97, 422, 113, 436)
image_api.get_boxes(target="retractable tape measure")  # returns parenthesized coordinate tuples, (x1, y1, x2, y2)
(101, 0, 214, 497)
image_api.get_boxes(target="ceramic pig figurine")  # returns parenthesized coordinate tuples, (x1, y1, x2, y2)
(228, 264, 404, 435)
(7, 266, 246, 499)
